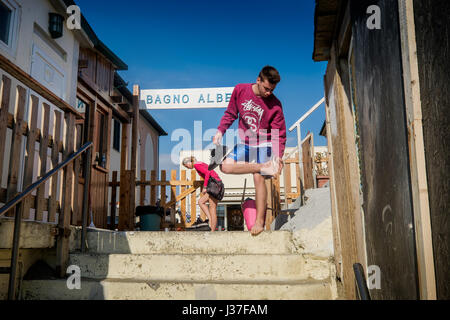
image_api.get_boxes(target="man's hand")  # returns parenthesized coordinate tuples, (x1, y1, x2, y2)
(213, 131, 223, 145)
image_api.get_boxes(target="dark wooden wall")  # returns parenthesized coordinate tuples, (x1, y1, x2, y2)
(413, 0, 450, 300)
(79, 48, 114, 96)
(350, 0, 419, 299)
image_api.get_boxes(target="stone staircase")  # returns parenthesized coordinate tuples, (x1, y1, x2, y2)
(21, 229, 338, 300)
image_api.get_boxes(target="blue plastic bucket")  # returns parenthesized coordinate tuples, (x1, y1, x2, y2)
(140, 213, 161, 231)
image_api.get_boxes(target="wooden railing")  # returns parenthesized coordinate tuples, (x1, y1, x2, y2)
(0, 53, 87, 298)
(109, 170, 204, 230)
(0, 73, 83, 224)
(108, 151, 306, 231)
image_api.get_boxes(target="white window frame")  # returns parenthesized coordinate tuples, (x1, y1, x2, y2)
(0, 0, 20, 57)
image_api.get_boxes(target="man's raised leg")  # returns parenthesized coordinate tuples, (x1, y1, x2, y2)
(220, 158, 268, 175)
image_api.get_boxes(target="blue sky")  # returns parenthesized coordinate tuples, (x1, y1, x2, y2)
(75, 0, 328, 173)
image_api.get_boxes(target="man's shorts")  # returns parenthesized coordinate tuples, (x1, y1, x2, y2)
(227, 144, 272, 164)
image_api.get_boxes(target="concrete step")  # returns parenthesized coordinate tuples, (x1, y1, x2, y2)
(70, 229, 297, 255)
(69, 253, 331, 282)
(22, 278, 333, 300)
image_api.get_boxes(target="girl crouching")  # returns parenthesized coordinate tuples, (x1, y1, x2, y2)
(182, 156, 224, 232)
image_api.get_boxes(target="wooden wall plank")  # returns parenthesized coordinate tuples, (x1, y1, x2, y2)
(324, 89, 343, 282)
(412, 0, 450, 299)
(105, 109, 112, 171)
(101, 172, 108, 228)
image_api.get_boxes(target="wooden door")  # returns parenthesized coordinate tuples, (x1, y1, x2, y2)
(89, 106, 110, 229)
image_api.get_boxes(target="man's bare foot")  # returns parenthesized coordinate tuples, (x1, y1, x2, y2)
(260, 157, 279, 177)
(250, 221, 265, 236)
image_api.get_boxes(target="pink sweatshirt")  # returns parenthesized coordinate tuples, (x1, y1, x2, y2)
(217, 83, 287, 157)
(194, 162, 221, 188)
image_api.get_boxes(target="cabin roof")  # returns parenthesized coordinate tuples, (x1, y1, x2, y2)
(313, 0, 342, 61)
(63, 0, 128, 70)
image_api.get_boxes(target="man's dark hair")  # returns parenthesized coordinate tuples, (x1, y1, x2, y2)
(259, 66, 281, 84)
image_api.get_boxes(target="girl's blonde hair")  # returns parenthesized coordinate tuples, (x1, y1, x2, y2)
(182, 156, 196, 167)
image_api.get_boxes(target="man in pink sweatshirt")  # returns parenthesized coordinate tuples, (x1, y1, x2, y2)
(212, 66, 287, 236)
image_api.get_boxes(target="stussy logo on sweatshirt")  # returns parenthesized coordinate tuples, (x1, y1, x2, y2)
(242, 100, 264, 133)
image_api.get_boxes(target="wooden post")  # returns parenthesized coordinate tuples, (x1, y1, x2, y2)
(6, 86, 26, 217)
(160, 170, 166, 207)
(180, 170, 187, 226)
(119, 84, 140, 231)
(49, 110, 62, 223)
(20, 95, 39, 219)
(140, 170, 146, 206)
(118, 119, 129, 230)
(267, 174, 281, 229)
(56, 112, 75, 277)
(398, 0, 437, 299)
(302, 134, 315, 190)
(190, 171, 196, 225)
(72, 124, 82, 225)
(284, 160, 292, 205)
(265, 178, 273, 230)
(170, 170, 177, 226)
(295, 154, 302, 199)
(35, 103, 50, 221)
(118, 170, 133, 231)
(131, 85, 139, 174)
(120, 122, 129, 173)
(110, 171, 118, 230)
(0, 75, 12, 190)
(150, 170, 156, 205)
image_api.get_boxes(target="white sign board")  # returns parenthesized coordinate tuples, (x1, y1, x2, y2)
(141, 87, 235, 110)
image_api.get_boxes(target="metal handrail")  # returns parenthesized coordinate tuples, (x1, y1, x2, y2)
(0, 141, 93, 300)
(353, 263, 371, 300)
(287, 98, 325, 189)
(288, 97, 325, 132)
(0, 142, 93, 217)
